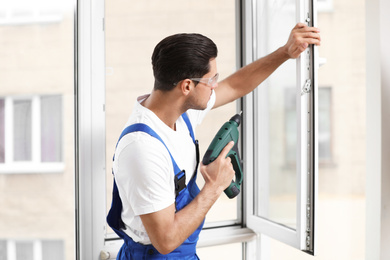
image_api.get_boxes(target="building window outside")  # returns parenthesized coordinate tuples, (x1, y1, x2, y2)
(0, 239, 64, 260)
(0, 95, 63, 174)
(0, 1, 74, 260)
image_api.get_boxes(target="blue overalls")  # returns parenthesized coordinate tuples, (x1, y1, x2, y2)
(107, 113, 204, 259)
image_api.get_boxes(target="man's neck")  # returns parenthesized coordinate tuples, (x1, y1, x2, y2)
(141, 90, 184, 130)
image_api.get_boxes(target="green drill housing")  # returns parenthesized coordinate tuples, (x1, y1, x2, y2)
(202, 113, 243, 198)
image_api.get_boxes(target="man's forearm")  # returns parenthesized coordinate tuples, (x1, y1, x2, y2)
(141, 183, 222, 255)
(174, 183, 223, 239)
(214, 47, 289, 108)
(225, 46, 289, 93)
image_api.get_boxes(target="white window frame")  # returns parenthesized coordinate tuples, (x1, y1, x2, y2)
(242, 0, 318, 255)
(76, 0, 318, 259)
(75, 0, 106, 259)
(0, 95, 64, 174)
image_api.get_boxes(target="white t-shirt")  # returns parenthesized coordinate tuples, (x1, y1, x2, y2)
(113, 91, 216, 244)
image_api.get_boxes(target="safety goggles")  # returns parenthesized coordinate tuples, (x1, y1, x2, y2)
(190, 73, 219, 88)
(174, 73, 219, 88)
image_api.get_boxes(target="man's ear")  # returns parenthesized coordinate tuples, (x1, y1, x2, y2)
(180, 79, 193, 96)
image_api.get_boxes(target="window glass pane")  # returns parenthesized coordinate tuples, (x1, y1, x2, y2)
(254, 0, 297, 229)
(15, 241, 34, 260)
(13, 99, 32, 161)
(266, 0, 366, 259)
(0, 99, 4, 163)
(41, 95, 63, 162)
(42, 240, 64, 260)
(285, 88, 297, 164)
(105, 0, 238, 236)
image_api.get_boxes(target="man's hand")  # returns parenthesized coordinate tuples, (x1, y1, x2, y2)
(199, 141, 235, 195)
(283, 23, 321, 59)
(214, 23, 321, 109)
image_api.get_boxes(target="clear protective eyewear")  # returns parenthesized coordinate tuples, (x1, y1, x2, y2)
(190, 73, 219, 88)
(174, 73, 219, 88)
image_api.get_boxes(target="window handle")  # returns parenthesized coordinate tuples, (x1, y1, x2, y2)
(100, 250, 110, 260)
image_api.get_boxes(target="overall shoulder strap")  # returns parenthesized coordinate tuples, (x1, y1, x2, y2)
(181, 112, 199, 170)
(117, 123, 181, 174)
(116, 123, 187, 198)
(117, 112, 194, 148)
(181, 112, 195, 143)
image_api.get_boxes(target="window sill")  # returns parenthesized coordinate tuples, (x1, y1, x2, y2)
(101, 227, 256, 259)
(0, 163, 65, 174)
(198, 226, 257, 248)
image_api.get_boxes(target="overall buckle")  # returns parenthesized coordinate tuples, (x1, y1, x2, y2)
(175, 170, 186, 197)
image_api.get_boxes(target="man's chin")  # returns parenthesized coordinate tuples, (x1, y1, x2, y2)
(191, 104, 208, 111)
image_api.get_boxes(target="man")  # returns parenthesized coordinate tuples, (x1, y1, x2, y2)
(108, 23, 321, 259)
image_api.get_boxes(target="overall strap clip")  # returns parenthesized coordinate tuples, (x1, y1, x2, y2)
(175, 170, 186, 197)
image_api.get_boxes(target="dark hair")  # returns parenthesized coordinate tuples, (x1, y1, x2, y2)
(151, 33, 218, 91)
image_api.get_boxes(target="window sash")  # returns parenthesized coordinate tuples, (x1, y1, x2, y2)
(244, 0, 318, 255)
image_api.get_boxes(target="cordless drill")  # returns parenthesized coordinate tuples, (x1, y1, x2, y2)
(202, 113, 243, 199)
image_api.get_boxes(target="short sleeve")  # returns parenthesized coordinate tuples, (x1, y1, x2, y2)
(114, 133, 175, 216)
